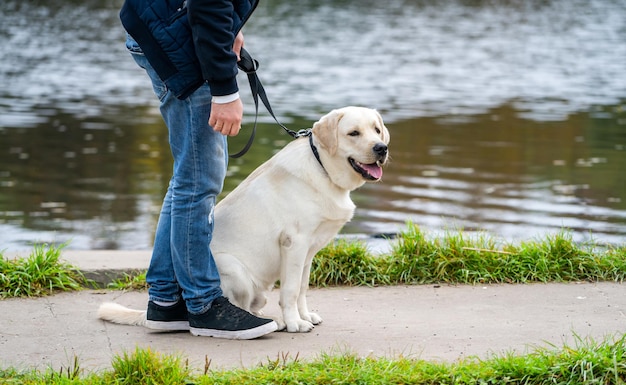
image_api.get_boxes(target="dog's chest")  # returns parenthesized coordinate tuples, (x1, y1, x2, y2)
(292, 188, 355, 223)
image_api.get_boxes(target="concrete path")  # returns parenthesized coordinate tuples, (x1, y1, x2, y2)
(0, 250, 625, 372)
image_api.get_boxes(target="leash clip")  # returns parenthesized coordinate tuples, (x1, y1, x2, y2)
(293, 128, 312, 138)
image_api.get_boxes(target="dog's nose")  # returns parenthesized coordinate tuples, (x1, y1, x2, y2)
(373, 143, 388, 157)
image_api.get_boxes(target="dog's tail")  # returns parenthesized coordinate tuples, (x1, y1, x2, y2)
(97, 302, 147, 326)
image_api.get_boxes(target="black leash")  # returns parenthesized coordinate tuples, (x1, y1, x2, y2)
(231, 48, 312, 158)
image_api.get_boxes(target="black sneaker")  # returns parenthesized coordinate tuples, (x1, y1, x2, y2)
(145, 300, 190, 331)
(188, 297, 277, 339)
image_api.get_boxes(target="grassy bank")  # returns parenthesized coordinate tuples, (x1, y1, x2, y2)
(2, 334, 625, 384)
(0, 243, 88, 298)
(1, 223, 625, 296)
(311, 223, 626, 286)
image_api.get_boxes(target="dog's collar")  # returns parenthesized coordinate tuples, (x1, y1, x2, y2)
(308, 132, 326, 173)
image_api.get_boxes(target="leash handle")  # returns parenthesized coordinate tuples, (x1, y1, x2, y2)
(230, 48, 309, 158)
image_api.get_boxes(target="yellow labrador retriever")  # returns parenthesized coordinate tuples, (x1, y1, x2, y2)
(98, 106, 390, 333)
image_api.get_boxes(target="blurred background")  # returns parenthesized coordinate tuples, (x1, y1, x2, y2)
(1, 0, 625, 251)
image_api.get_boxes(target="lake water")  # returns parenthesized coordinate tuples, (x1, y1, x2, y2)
(1, 0, 625, 251)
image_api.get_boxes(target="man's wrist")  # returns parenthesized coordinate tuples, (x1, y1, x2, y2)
(212, 92, 240, 104)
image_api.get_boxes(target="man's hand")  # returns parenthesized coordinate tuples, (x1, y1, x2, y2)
(233, 31, 244, 60)
(209, 98, 243, 136)
(208, 31, 245, 137)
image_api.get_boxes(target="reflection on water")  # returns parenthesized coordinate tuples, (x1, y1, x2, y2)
(352, 103, 626, 245)
(0, 0, 625, 250)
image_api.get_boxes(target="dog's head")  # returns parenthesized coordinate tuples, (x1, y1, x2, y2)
(312, 106, 390, 191)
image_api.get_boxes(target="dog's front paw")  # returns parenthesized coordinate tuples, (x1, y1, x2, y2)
(285, 319, 314, 333)
(301, 311, 323, 325)
(307, 312, 323, 325)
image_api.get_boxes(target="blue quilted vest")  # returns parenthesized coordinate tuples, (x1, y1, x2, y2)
(120, 0, 258, 99)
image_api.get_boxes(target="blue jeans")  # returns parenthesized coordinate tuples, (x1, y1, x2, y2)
(127, 36, 227, 315)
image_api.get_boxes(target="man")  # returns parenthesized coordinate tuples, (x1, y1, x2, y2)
(119, 0, 277, 339)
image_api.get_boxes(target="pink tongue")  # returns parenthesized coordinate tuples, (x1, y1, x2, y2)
(362, 163, 383, 179)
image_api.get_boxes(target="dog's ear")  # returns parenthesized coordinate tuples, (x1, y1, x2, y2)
(374, 109, 390, 144)
(313, 109, 344, 155)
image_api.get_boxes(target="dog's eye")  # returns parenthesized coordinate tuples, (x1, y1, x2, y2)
(348, 130, 360, 137)
(375, 127, 381, 134)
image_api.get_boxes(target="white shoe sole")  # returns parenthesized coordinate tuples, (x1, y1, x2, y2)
(145, 320, 190, 331)
(190, 320, 278, 340)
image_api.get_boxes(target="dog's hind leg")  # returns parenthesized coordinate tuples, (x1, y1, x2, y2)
(214, 253, 256, 312)
(250, 290, 286, 331)
(250, 291, 268, 315)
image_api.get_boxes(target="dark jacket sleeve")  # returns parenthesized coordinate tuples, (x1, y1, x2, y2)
(187, 0, 239, 97)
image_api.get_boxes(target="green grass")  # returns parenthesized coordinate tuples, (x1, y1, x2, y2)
(2, 223, 624, 294)
(106, 271, 149, 291)
(309, 238, 391, 287)
(1, 334, 625, 384)
(0, 243, 89, 298)
(210, 334, 626, 384)
(310, 222, 626, 286)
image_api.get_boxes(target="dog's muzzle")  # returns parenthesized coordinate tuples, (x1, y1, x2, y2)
(349, 142, 388, 181)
